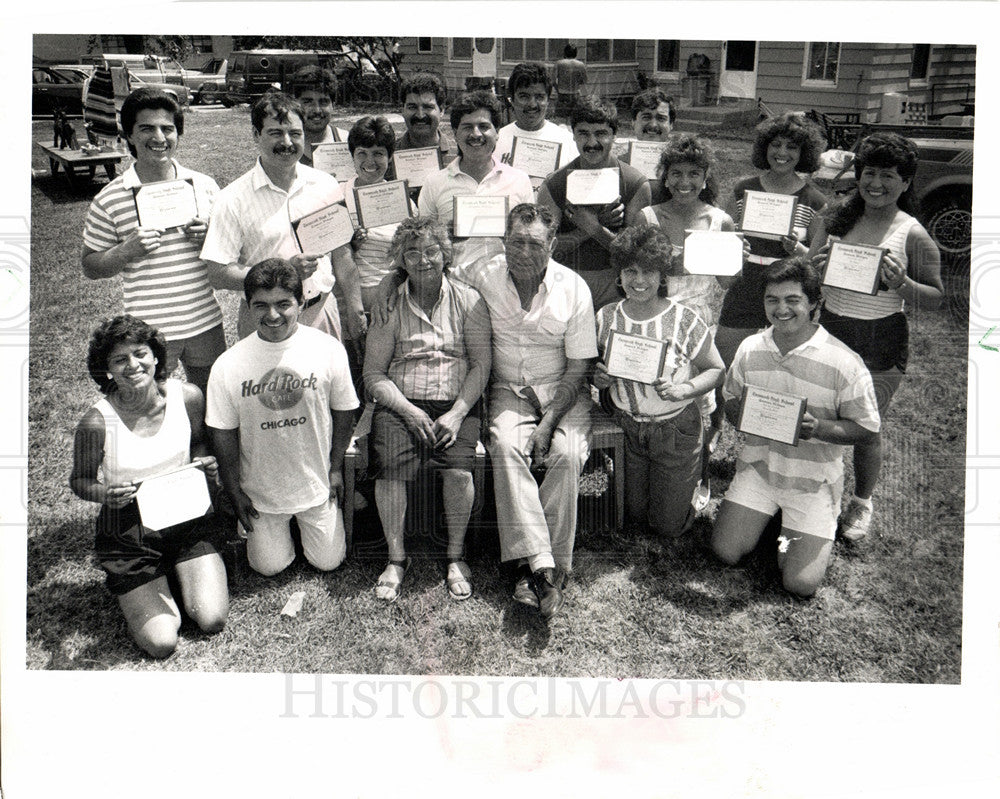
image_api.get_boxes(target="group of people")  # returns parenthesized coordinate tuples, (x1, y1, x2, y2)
(69, 60, 944, 658)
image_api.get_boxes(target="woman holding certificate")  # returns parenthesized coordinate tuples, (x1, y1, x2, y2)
(363, 218, 491, 602)
(592, 226, 724, 537)
(807, 132, 944, 542)
(716, 113, 828, 366)
(70, 316, 228, 658)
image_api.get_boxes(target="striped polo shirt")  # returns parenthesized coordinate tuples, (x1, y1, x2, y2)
(383, 274, 490, 401)
(597, 298, 709, 420)
(724, 325, 881, 493)
(83, 161, 223, 341)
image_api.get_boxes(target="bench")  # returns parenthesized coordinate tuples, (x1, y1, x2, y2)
(37, 143, 123, 188)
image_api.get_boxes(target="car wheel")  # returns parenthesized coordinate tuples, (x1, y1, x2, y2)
(198, 87, 219, 105)
(924, 193, 972, 256)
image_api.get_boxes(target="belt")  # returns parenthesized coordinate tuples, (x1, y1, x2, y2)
(303, 292, 325, 309)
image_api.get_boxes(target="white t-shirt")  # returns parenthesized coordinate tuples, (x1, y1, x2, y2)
(206, 325, 359, 514)
(496, 120, 579, 174)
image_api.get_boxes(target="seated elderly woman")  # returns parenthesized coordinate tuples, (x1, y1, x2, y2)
(70, 315, 228, 658)
(363, 217, 492, 602)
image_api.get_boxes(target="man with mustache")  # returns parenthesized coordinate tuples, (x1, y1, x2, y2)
(391, 73, 456, 188)
(622, 87, 677, 203)
(537, 96, 651, 309)
(201, 93, 366, 345)
(289, 65, 344, 168)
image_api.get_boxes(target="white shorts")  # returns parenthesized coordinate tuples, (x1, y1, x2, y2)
(240, 499, 346, 575)
(723, 466, 842, 541)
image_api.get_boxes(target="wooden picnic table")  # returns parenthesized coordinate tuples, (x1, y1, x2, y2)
(37, 143, 124, 188)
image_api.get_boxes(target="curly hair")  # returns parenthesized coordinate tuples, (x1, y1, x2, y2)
(570, 95, 619, 134)
(400, 72, 447, 109)
(243, 258, 303, 305)
(631, 87, 676, 124)
(750, 112, 827, 173)
(762, 256, 823, 307)
(506, 202, 557, 240)
(251, 92, 304, 133)
(823, 132, 921, 237)
(389, 217, 454, 271)
(450, 90, 503, 132)
(609, 225, 673, 297)
(347, 115, 396, 158)
(87, 315, 168, 395)
(656, 133, 719, 205)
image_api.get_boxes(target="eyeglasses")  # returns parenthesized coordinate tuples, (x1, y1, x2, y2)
(402, 245, 443, 266)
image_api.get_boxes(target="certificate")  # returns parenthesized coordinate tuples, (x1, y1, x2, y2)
(739, 190, 798, 240)
(604, 330, 668, 385)
(566, 167, 620, 205)
(509, 136, 562, 179)
(392, 147, 442, 188)
(626, 140, 664, 180)
(736, 385, 807, 446)
(132, 178, 199, 229)
(822, 241, 886, 295)
(683, 230, 744, 276)
(312, 142, 357, 182)
(291, 203, 355, 253)
(353, 180, 412, 228)
(135, 463, 212, 531)
(452, 196, 509, 238)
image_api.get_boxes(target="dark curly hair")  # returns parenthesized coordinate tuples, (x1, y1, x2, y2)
(823, 132, 921, 237)
(750, 112, 826, 173)
(631, 87, 676, 125)
(609, 225, 673, 297)
(243, 258, 304, 304)
(656, 133, 719, 205)
(450, 90, 503, 132)
(251, 92, 304, 133)
(87, 315, 169, 395)
(570, 95, 619, 134)
(762, 256, 823, 308)
(400, 72, 447, 109)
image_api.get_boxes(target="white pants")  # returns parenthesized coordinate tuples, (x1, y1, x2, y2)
(240, 499, 346, 576)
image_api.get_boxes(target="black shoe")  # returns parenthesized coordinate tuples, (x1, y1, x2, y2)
(512, 564, 539, 608)
(531, 567, 564, 619)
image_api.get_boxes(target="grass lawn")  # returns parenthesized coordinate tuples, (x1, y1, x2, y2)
(26, 107, 967, 680)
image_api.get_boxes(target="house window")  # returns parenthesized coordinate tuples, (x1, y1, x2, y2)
(585, 39, 638, 63)
(804, 42, 840, 85)
(417, 38, 433, 54)
(502, 39, 547, 63)
(188, 36, 213, 53)
(548, 39, 570, 62)
(656, 40, 680, 73)
(100, 35, 128, 54)
(450, 38, 472, 61)
(911, 44, 932, 82)
(614, 40, 637, 62)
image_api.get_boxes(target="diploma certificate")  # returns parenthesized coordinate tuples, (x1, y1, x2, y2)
(822, 241, 886, 295)
(292, 203, 355, 253)
(604, 330, 668, 384)
(682, 230, 744, 276)
(740, 190, 798, 240)
(566, 168, 620, 205)
(135, 463, 212, 531)
(736, 385, 807, 446)
(392, 147, 442, 188)
(626, 140, 663, 180)
(452, 196, 509, 238)
(353, 180, 412, 228)
(132, 178, 199, 229)
(312, 142, 357, 182)
(509, 136, 562, 179)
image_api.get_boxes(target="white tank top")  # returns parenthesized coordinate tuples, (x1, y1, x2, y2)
(95, 378, 191, 485)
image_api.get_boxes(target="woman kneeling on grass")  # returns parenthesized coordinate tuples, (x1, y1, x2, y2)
(70, 315, 228, 658)
(363, 217, 492, 602)
(711, 258, 881, 597)
(593, 225, 725, 537)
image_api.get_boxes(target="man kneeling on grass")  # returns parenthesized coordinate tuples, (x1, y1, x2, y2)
(711, 258, 880, 597)
(206, 259, 359, 576)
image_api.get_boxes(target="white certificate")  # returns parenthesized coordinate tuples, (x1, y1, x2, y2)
(132, 178, 199, 229)
(626, 140, 664, 180)
(453, 195, 509, 238)
(737, 385, 807, 446)
(392, 147, 441, 188)
(682, 230, 744, 276)
(510, 136, 562, 179)
(822, 241, 886, 295)
(312, 142, 357, 182)
(740, 190, 798, 240)
(604, 330, 668, 385)
(353, 180, 412, 229)
(566, 167, 620, 205)
(292, 203, 355, 253)
(135, 463, 212, 531)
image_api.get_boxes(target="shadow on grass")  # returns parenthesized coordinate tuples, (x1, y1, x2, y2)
(31, 173, 110, 204)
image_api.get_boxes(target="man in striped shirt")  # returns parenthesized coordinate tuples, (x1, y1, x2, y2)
(711, 257, 880, 598)
(82, 88, 224, 396)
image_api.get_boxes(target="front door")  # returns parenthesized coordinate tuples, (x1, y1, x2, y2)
(719, 41, 758, 99)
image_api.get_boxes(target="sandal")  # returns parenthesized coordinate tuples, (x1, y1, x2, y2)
(446, 560, 473, 601)
(375, 558, 410, 603)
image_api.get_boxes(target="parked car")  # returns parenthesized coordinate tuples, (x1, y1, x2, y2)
(32, 66, 89, 116)
(83, 54, 186, 88)
(223, 49, 350, 106)
(181, 57, 228, 105)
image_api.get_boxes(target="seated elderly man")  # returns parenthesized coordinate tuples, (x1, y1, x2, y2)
(363, 217, 492, 603)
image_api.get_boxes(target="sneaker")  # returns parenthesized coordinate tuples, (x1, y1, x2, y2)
(512, 566, 539, 608)
(841, 500, 873, 541)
